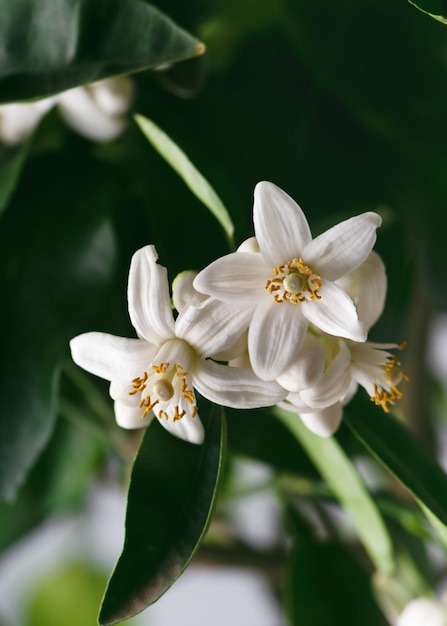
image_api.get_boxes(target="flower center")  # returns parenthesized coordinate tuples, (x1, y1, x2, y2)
(129, 361, 198, 422)
(265, 258, 322, 304)
(370, 343, 410, 413)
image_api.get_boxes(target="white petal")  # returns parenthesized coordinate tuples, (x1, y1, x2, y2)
(172, 270, 207, 312)
(193, 252, 268, 305)
(299, 404, 344, 437)
(301, 281, 366, 342)
(304, 212, 382, 281)
(336, 251, 387, 331)
(0, 97, 56, 146)
(70, 332, 156, 382)
(175, 298, 252, 358)
(253, 181, 312, 267)
(88, 77, 134, 117)
(157, 410, 205, 445)
(237, 236, 260, 253)
(276, 333, 325, 392)
(300, 342, 352, 409)
(57, 86, 126, 142)
(127, 245, 175, 343)
(194, 359, 286, 408)
(277, 399, 344, 437)
(248, 302, 307, 381)
(115, 401, 152, 429)
(397, 598, 447, 626)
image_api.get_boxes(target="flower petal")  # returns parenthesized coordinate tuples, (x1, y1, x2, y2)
(277, 400, 344, 437)
(336, 251, 387, 331)
(301, 281, 366, 342)
(175, 298, 252, 358)
(172, 270, 207, 312)
(157, 411, 205, 445)
(70, 332, 156, 382)
(127, 245, 175, 343)
(276, 333, 325, 392)
(248, 302, 307, 381)
(304, 212, 382, 281)
(114, 400, 152, 430)
(253, 181, 312, 267)
(299, 404, 344, 437)
(57, 85, 127, 142)
(193, 359, 286, 408)
(193, 252, 268, 305)
(299, 342, 352, 409)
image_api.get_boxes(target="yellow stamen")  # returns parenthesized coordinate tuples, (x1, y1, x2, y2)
(129, 371, 148, 395)
(266, 258, 321, 304)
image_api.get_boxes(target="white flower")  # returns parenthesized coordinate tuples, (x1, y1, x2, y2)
(70, 245, 285, 445)
(279, 252, 408, 436)
(194, 181, 381, 381)
(0, 97, 57, 146)
(397, 598, 447, 626)
(57, 76, 134, 142)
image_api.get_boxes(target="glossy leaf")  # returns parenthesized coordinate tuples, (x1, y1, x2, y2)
(0, 152, 119, 502)
(99, 407, 226, 625)
(345, 408, 447, 526)
(407, 0, 447, 23)
(276, 408, 394, 575)
(0, 0, 205, 102)
(287, 541, 387, 626)
(134, 113, 235, 247)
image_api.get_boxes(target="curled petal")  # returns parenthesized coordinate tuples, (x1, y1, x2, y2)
(70, 332, 156, 382)
(305, 212, 381, 281)
(253, 181, 312, 267)
(248, 302, 307, 381)
(175, 298, 252, 358)
(193, 359, 286, 408)
(276, 333, 325, 392)
(114, 400, 153, 430)
(301, 281, 366, 342)
(194, 252, 268, 305)
(156, 409, 205, 445)
(127, 245, 175, 343)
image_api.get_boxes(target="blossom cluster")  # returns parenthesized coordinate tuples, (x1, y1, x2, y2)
(0, 76, 134, 145)
(70, 182, 408, 444)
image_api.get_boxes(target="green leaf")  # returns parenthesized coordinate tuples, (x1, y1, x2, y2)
(99, 406, 226, 625)
(0, 0, 205, 102)
(0, 142, 30, 216)
(287, 540, 387, 626)
(345, 408, 447, 527)
(134, 113, 235, 247)
(276, 408, 395, 576)
(407, 0, 447, 23)
(0, 152, 119, 502)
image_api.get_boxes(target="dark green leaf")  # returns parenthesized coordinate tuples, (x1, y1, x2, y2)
(0, 142, 30, 215)
(0, 0, 205, 102)
(287, 540, 387, 626)
(99, 406, 226, 625)
(0, 152, 119, 502)
(407, 0, 447, 23)
(345, 408, 447, 526)
(135, 113, 234, 247)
